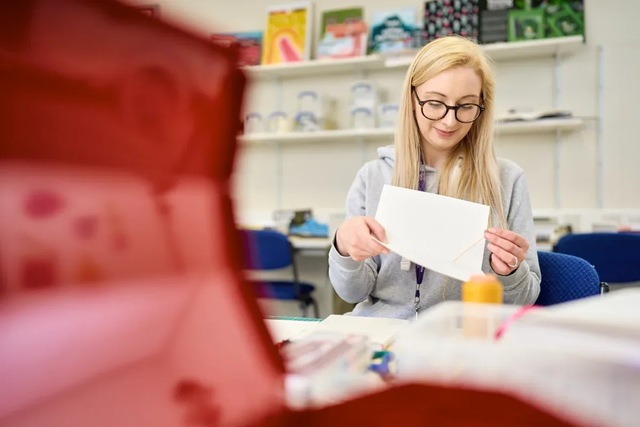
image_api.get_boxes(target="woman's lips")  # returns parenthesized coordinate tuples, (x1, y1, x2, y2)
(435, 128, 456, 138)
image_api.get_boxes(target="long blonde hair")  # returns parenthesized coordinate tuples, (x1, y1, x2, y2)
(392, 36, 506, 228)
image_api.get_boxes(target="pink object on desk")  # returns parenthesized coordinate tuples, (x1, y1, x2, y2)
(494, 305, 539, 340)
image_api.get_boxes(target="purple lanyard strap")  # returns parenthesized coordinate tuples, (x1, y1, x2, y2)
(414, 165, 426, 316)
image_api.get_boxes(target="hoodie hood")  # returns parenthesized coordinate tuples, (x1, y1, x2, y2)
(377, 145, 395, 168)
(377, 145, 439, 173)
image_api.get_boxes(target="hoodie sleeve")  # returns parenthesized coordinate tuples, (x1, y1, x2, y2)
(493, 172, 541, 305)
(328, 165, 379, 304)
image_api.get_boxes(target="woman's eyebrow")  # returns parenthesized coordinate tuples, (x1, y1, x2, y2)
(422, 91, 480, 101)
(423, 91, 447, 98)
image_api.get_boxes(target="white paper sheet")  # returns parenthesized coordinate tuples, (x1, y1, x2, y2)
(292, 315, 409, 346)
(374, 185, 490, 282)
(265, 319, 314, 343)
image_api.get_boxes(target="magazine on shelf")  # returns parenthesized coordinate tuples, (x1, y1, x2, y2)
(317, 8, 368, 59)
(261, 1, 313, 65)
(211, 31, 263, 66)
(369, 7, 417, 54)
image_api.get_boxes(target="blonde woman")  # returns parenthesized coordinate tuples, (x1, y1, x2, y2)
(329, 36, 540, 319)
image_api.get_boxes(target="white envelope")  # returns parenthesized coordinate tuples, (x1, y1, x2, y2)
(374, 185, 490, 282)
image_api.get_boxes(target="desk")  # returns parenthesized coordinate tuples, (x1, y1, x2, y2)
(265, 317, 321, 343)
(289, 236, 331, 256)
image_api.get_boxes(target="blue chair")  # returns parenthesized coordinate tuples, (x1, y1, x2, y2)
(240, 229, 319, 318)
(556, 233, 640, 284)
(535, 251, 602, 306)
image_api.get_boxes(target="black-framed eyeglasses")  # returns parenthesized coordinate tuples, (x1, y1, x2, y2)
(413, 88, 485, 123)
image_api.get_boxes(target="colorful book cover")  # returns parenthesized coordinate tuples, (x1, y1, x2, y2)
(424, 0, 480, 44)
(507, 8, 545, 41)
(317, 7, 367, 59)
(537, 0, 584, 38)
(261, 1, 313, 65)
(211, 31, 263, 67)
(369, 7, 417, 54)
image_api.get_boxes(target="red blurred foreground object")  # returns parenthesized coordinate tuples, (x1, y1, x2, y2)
(0, 1, 577, 426)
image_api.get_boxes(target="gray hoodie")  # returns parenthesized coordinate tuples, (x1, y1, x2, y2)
(328, 145, 541, 319)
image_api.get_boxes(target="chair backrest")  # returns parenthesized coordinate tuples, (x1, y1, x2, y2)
(241, 229, 293, 271)
(536, 251, 600, 306)
(556, 233, 640, 283)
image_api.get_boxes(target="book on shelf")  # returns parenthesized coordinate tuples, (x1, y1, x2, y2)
(423, 0, 480, 44)
(369, 6, 418, 54)
(495, 109, 573, 122)
(261, 1, 313, 65)
(211, 31, 262, 66)
(317, 7, 368, 59)
(479, 0, 585, 44)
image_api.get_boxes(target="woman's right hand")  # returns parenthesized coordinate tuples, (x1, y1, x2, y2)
(335, 216, 390, 261)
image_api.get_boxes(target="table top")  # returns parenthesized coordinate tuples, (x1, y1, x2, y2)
(288, 236, 331, 251)
(265, 318, 321, 343)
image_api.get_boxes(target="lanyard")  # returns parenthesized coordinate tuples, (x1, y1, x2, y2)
(414, 165, 426, 319)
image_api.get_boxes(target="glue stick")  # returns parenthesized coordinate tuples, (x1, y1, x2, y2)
(462, 274, 503, 304)
(462, 274, 503, 339)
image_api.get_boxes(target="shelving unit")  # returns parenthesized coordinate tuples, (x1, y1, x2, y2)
(239, 118, 584, 145)
(241, 35, 591, 212)
(244, 36, 585, 80)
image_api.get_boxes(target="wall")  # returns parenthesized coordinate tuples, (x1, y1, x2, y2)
(126, 0, 640, 219)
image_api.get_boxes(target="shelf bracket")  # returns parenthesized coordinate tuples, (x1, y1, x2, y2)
(597, 45, 605, 209)
(275, 77, 284, 210)
(554, 48, 563, 209)
(275, 141, 283, 210)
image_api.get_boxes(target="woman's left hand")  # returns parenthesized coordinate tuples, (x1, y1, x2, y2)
(484, 228, 530, 276)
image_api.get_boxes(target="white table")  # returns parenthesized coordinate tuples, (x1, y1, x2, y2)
(289, 236, 331, 256)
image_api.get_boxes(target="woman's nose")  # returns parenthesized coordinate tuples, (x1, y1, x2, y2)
(441, 109, 457, 127)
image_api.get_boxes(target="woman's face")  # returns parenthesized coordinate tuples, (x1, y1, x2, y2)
(413, 66, 482, 156)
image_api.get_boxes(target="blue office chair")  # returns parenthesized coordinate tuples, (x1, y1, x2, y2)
(240, 229, 319, 318)
(556, 233, 640, 284)
(535, 251, 602, 306)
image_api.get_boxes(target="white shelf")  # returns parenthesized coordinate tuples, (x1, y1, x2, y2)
(244, 36, 585, 79)
(245, 55, 384, 80)
(239, 128, 394, 144)
(481, 35, 584, 61)
(240, 118, 583, 145)
(385, 35, 584, 68)
(494, 118, 584, 135)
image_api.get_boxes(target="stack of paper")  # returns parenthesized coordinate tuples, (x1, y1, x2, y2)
(510, 289, 640, 340)
(265, 319, 315, 344)
(294, 315, 408, 346)
(266, 315, 409, 347)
